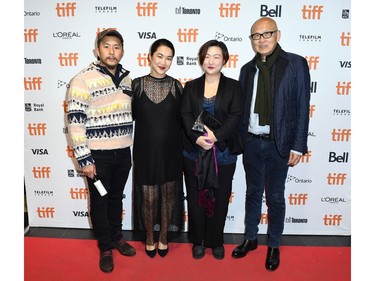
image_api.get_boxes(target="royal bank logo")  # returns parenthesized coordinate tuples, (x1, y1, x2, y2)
(215, 32, 242, 42)
(25, 103, 45, 112)
(342, 9, 349, 19)
(67, 169, 85, 178)
(176, 56, 198, 66)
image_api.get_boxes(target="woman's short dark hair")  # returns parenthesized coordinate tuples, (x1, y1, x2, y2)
(198, 40, 229, 65)
(150, 38, 175, 57)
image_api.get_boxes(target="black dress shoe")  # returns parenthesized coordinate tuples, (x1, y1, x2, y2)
(231, 239, 258, 258)
(192, 244, 205, 259)
(265, 247, 280, 271)
(212, 246, 225, 260)
(99, 250, 114, 273)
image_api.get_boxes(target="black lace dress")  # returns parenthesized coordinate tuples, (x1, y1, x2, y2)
(131, 75, 184, 245)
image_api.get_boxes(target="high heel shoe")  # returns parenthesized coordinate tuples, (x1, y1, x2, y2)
(157, 247, 169, 257)
(145, 245, 156, 258)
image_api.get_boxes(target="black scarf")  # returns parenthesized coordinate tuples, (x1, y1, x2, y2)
(254, 43, 281, 126)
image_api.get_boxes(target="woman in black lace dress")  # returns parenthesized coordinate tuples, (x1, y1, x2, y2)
(132, 38, 184, 258)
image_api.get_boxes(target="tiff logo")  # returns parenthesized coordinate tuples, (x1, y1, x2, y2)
(27, 123, 47, 136)
(66, 146, 75, 158)
(62, 100, 68, 113)
(24, 28, 38, 42)
(136, 2, 157, 16)
(56, 2, 76, 17)
(37, 207, 55, 218)
(70, 188, 88, 199)
(58, 53, 79, 66)
(24, 77, 42, 90)
(137, 53, 150, 67)
(32, 167, 51, 178)
(229, 191, 234, 203)
(340, 32, 351, 46)
(288, 194, 308, 205)
(300, 151, 312, 163)
(305, 56, 319, 70)
(302, 5, 323, 19)
(310, 105, 315, 118)
(260, 213, 268, 224)
(223, 55, 238, 68)
(177, 28, 198, 42)
(331, 129, 351, 142)
(323, 214, 342, 226)
(219, 3, 240, 17)
(336, 82, 351, 95)
(327, 173, 347, 185)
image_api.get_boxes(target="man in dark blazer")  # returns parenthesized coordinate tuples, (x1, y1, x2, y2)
(231, 17, 310, 271)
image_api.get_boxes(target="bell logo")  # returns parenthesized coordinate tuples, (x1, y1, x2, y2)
(331, 129, 351, 141)
(58, 53, 79, 66)
(177, 28, 198, 42)
(37, 207, 55, 218)
(24, 28, 38, 42)
(340, 32, 351, 46)
(24, 77, 42, 90)
(56, 2, 76, 17)
(305, 56, 319, 70)
(336, 81, 351, 95)
(219, 3, 240, 17)
(302, 5, 324, 19)
(136, 2, 157, 16)
(288, 194, 308, 205)
(327, 173, 347, 185)
(70, 188, 88, 200)
(323, 214, 342, 226)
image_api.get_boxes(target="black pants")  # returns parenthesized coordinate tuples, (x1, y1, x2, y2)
(86, 147, 132, 252)
(183, 156, 235, 248)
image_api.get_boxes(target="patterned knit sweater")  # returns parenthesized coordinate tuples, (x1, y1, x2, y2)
(67, 62, 133, 168)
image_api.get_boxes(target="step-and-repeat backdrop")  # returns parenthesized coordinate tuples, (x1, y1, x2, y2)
(24, 0, 351, 235)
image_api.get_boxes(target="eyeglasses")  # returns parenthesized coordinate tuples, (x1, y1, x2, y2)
(249, 30, 278, 40)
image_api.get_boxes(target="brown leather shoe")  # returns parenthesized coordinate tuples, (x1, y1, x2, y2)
(265, 247, 280, 271)
(231, 239, 258, 258)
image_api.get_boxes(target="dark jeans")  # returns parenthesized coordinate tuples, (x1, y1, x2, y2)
(243, 134, 289, 248)
(183, 156, 236, 248)
(87, 147, 131, 252)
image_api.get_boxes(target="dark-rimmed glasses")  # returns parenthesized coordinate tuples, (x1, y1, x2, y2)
(249, 30, 278, 40)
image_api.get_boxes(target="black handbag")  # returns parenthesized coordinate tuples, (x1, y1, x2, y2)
(192, 110, 226, 152)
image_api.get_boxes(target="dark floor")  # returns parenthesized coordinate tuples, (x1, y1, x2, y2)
(24, 213, 351, 247)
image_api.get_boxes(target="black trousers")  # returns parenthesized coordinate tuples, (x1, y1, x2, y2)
(86, 147, 132, 252)
(183, 156, 235, 248)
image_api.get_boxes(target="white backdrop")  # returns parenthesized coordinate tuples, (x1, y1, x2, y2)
(24, 0, 351, 235)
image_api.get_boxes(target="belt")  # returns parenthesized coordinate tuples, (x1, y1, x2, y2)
(248, 132, 273, 141)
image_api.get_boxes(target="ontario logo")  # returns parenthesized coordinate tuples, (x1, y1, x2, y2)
(215, 32, 242, 42)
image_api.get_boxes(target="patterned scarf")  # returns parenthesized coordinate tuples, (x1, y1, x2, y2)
(254, 43, 281, 126)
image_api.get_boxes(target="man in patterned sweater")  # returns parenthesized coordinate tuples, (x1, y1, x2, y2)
(67, 29, 135, 273)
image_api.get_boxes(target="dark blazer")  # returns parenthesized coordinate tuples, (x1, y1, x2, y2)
(239, 49, 310, 158)
(181, 73, 243, 155)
